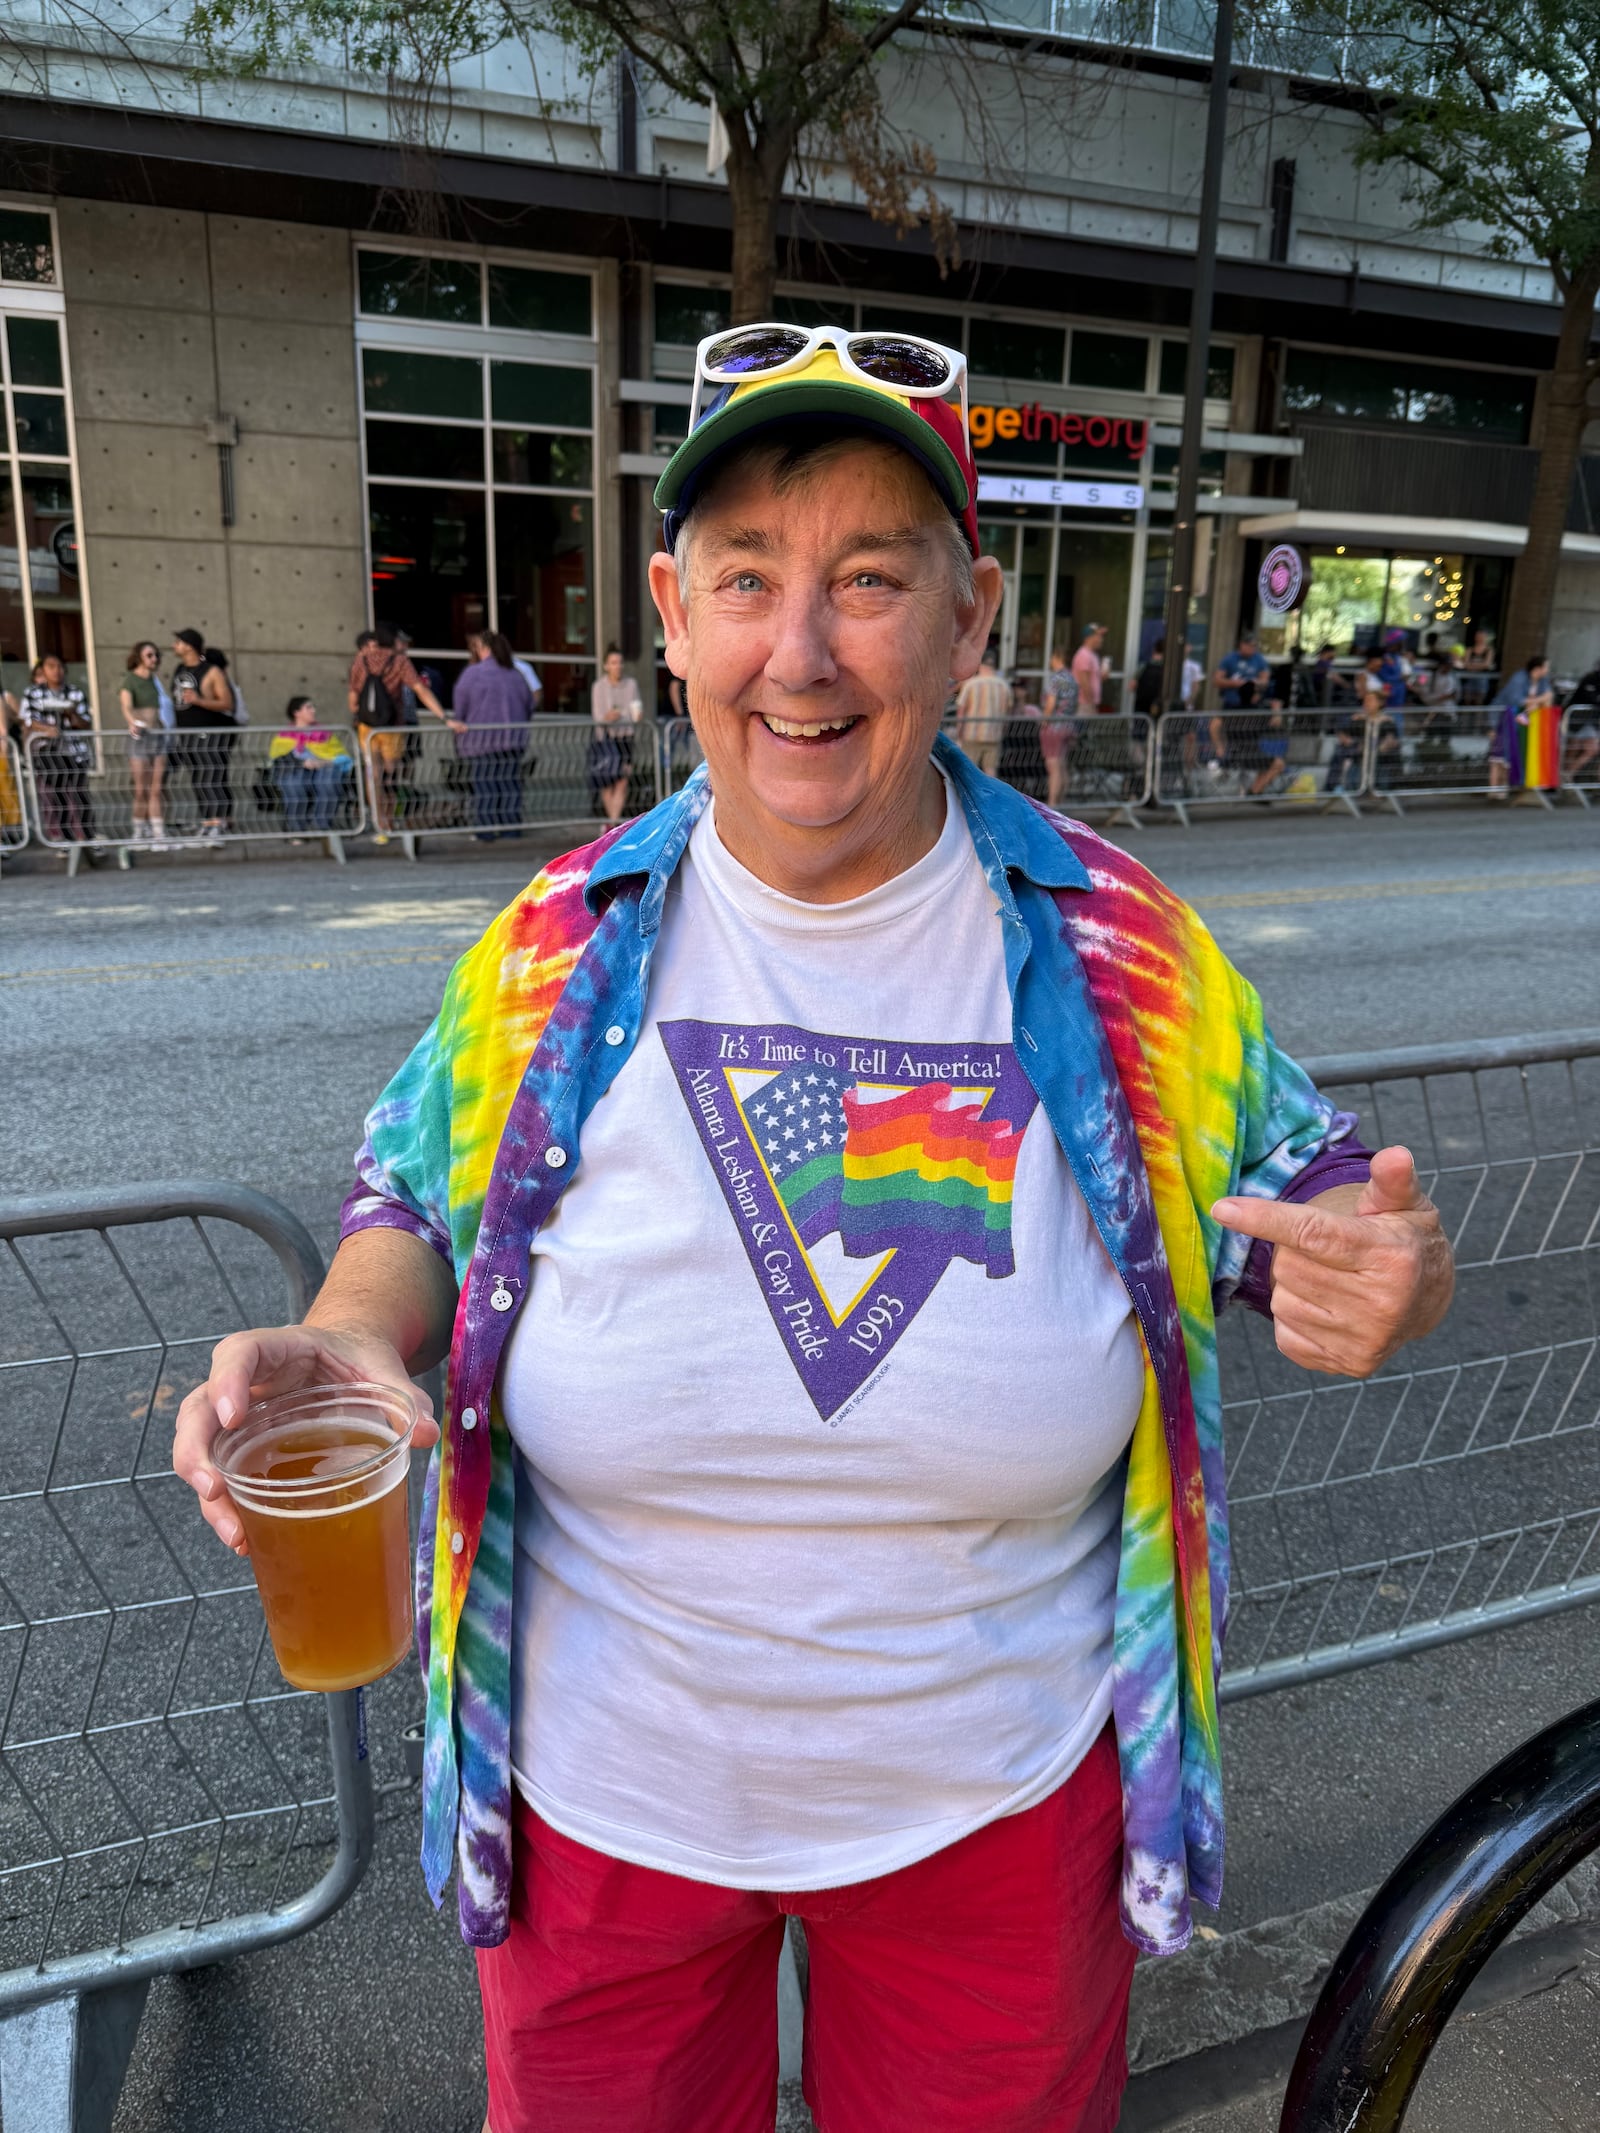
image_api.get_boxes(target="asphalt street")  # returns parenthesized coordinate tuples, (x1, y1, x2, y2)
(2, 801, 1598, 2131)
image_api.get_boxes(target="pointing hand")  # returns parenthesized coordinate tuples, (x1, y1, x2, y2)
(1212, 1145, 1455, 1378)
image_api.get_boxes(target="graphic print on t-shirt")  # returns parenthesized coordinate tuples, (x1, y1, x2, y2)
(660, 1019, 1039, 1418)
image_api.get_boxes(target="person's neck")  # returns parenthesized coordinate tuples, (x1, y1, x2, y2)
(712, 762, 946, 906)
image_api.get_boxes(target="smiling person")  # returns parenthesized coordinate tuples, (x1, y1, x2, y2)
(173, 321, 1454, 2133)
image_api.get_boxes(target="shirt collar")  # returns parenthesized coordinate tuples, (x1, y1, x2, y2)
(581, 736, 1090, 917)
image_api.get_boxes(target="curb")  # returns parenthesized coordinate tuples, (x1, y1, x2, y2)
(1120, 1855, 1600, 2128)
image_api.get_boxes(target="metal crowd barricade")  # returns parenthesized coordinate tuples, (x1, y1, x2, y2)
(1562, 699, 1600, 807)
(947, 713, 1153, 827)
(362, 716, 659, 856)
(1219, 1030, 1600, 1704)
(1153, 707, 1370, 825)
(0, 1185, 374, 2132)
(1, 736, 27, 862)
(1366, 699, 1564, 813)
(21, 727, 367, 871)
(656, 715, 704, 799)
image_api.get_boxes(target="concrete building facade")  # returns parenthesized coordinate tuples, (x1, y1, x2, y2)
(3, 1, 1598, 724)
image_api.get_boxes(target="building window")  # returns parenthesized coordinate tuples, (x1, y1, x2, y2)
(1289, 550, 1472, 654)
(1069, 332, 1149, 393)
(358, 248, 592, 337)
(654, 283, 732, 347)
(1158, 339, 1236, 402)
(0, 304, 89, 700)
(0, 208, 55, 287)
(969, 318, 1066, 382)
(1281, 349, 1533, 442)
(357, 247, 597, 711)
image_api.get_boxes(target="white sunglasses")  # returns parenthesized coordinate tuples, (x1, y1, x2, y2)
(689, 322, 969, 435)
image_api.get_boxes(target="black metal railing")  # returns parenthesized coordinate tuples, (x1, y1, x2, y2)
(1279, 1697, 1600, 2131)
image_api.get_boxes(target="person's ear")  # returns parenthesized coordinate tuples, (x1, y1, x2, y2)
(950, 554, 1005, 685)
(648, 550, 691, 681)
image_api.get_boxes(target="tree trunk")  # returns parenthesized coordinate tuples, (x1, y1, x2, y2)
(721, 124, 793, 322)
(1500, 262, 1600, 678)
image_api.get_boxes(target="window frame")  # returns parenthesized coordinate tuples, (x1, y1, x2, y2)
(0, 232, 99, 717)
(0, 198, 59, 292)
(353, 240, 601, 672)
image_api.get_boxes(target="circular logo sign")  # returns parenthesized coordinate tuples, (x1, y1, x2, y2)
(52, 521, 78, 577)
(1258, 543, 1306, 614)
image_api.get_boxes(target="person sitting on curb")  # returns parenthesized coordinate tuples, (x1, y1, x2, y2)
(269, 696, 354, 839)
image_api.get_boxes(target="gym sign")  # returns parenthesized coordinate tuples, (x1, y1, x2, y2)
(967, 404, 1150, 456)
(976, 475, 1144, 509)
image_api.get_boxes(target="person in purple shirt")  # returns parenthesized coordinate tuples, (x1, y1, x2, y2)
(1376, 632, 1412, 730)
(449, 631, 535, 840)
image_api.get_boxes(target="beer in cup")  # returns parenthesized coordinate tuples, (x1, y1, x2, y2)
(213, 1381, 416, 1691)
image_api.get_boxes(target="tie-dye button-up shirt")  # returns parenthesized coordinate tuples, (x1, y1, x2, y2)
(341, 737, 1362, 1957)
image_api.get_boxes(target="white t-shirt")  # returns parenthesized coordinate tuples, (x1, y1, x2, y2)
(499, 782, 1144, 1889)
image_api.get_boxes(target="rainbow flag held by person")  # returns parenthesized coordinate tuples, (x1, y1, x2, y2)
(836, 1082, 1023, 1277)
(1522, 700, 1561, 789)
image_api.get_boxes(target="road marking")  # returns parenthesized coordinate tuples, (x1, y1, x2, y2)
(0, 943, 475, 986)
(1193, 868, 1600, 911)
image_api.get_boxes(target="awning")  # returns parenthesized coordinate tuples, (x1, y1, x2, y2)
(1236, 508, 1600, 561)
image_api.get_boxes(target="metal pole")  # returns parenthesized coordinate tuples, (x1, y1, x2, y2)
(1161, 0, 1235, 709)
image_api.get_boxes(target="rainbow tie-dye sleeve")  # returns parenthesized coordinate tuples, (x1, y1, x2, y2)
(1052, 821, 1350, 1949)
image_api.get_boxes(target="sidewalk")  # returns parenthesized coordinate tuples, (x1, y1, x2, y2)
(774, 1953, 1600, 2133)
(1161, 1951, 1600, 2132)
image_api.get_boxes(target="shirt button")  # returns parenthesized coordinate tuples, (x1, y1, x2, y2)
(450, 1531, 464, 1556)
(544, 1146, 567, 1169)
(604, 1025, 626, 1046)
(460, 1406, 477, 1430)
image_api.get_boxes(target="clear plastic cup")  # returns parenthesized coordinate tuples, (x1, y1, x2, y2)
(213, 1380, 416, 1691)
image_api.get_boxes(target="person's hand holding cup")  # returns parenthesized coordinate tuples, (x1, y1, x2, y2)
(174, 1324, 441, 1692)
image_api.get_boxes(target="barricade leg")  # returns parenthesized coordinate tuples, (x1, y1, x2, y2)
(778, 1919, 806, 2080)
(0, 1978, 150, 2133)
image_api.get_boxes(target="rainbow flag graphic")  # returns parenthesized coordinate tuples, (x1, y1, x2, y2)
(768, 1078, 1023, 1275)
(763, 1080, 1023, 1277)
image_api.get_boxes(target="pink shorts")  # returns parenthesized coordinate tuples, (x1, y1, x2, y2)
(476, 1725, 1135, 2133)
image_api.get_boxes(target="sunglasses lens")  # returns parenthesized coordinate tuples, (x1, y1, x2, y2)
(849, 336, 953, 389)
(704, 326, 812, 375)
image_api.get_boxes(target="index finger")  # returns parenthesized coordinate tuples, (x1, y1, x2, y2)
(1210, 1194, 1371, 1269)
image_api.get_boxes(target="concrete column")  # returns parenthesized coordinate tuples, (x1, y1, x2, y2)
(57, 199, 365, 728)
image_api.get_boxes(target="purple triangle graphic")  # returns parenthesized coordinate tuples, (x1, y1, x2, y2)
(660, 1019, 1038, 1420)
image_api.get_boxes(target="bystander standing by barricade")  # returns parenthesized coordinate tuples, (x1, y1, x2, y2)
(348, 624, 447, 844)
(19, 654, 99, 857)
(119, 639, 171, 850)
(589, 646, 643, 824)
(448, 630, 536, 842)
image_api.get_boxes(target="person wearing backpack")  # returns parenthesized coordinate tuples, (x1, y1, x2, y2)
(347, 623, 446, 842)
